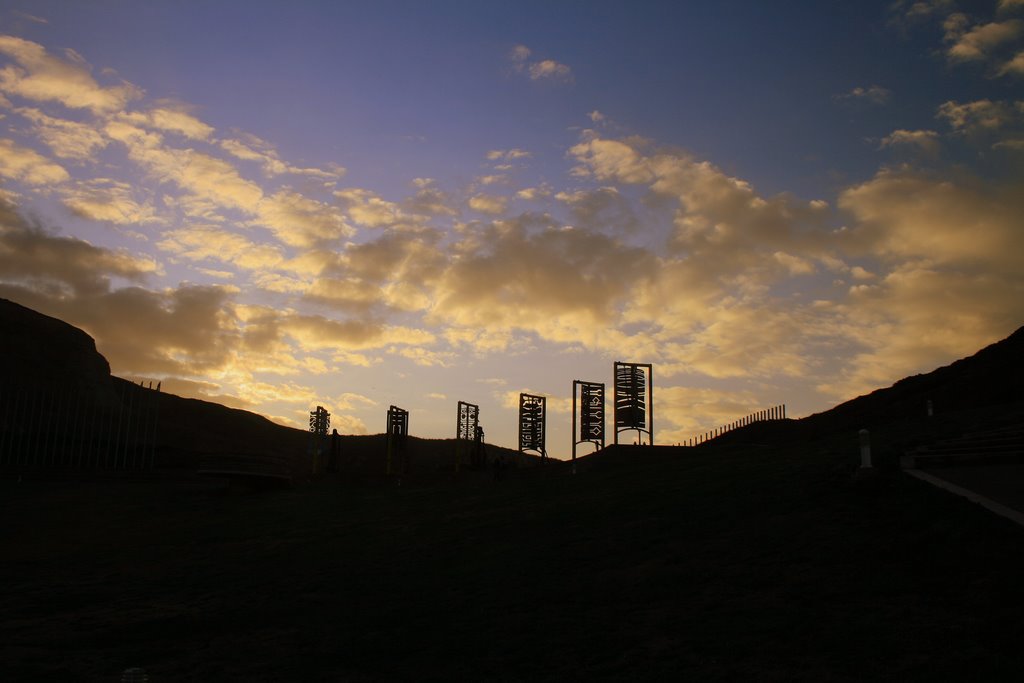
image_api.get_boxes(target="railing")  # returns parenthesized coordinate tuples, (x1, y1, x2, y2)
(688, 404, 786, 446)
(0, 379, 160, 472)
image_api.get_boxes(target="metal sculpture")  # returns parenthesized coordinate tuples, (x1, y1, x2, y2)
(386, 405, 409, 476)
(308, 405, 330, 473)
(572, 380, 605, 466)
(613, 361, 653, 446)
(455, 401, 479, 472)
(518, 393, 547, 460)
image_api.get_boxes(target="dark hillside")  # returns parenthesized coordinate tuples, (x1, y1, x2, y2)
(4, 430, 1024, 680)
(0, 298, 525, 478)
(3, 304, 1024, 680)
(0, 298, 114, 396)
(802, 325, 1024, 435)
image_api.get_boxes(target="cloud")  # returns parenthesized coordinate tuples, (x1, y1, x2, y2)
(839, 166, 1024, 270)
(936, 98, 1022, 131)
(430, 214, 657, 342)
(509, 44, 532, 64)
(61, 178, 160, 225)
(334, 188, 402, 227)
(0, 196, 158, 296)
(832, 85, 891, 105)
(118, 106, 215, 141)
(656, 385, 764, 440)
(403, 178, 457, 216)
(0, 137, 69, 184)
(889, 0, 954, 25)
(468, 193, 508, 215)
(105, 120, 264, 212)
(569, 136, 654, 184)
(998, 49, 1024, 74)
(220, 133, 343, 179)
(255, 189, 353, 247)
(878, 128, 940, 154)
(936, 99, 1024, 149)
(516, 186, 551, 201)
(509, 44, 573, 83)
(529, 59, 573, 82)
(945, 18, 1023, 62)
(572, 134, 830, 259)
(157, 224, 285, 271)
(12, 11, 49, 24)
(15, 107, 107, 159)
(0, 35, 141, 113)
(818, 263, 1024, 400)
(306, 228, 443, 313)
(555, 186, 639, 234)
(486, 148, 531, 162)
(280, 313, 435, 352)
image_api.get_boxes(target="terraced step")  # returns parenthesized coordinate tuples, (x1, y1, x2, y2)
(902, 424, 1024, 469)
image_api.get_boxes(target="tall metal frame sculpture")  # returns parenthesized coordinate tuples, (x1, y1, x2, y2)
(308, 405, 331, 473)
(455, 400, 479, 472)
(572, 380, 605, 466)
(613, 362, 653, 446)
(518, 393, 547, 460)
(386, 405, 409, 476)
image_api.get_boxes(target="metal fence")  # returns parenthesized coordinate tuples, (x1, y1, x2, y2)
(0, 379, 160, 473)
(689, 404, 786, 446)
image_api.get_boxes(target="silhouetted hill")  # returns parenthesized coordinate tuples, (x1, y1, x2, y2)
(3, 297, 1020, 476)
(801, 325, 1024, 436)
(0, 298, 524, 477)
(0, 298, 113, 396)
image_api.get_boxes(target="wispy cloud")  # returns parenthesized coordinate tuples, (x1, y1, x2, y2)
(832, 85, 890, 106)
(0, 35, 141, 113)
(509, 44, 573, 83)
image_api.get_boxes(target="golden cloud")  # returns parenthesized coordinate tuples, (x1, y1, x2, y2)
(157, 224, 286, 271)
(255, 189, 352, 247)
(0, 35, 142, 113)
(16, 107, 107, 159)
(62, 178, 159, 225)
(119, 106, 215, 141)
(0, 137, 69, 184)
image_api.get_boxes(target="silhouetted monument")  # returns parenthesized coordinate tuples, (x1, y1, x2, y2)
(386, 405, 409, 476)
(308, 405, 330, 473)
(572, 380, 605, 466)
(614, 361, 653, 445)
(455, 400, 479, 472)
(518, 393, 547, 460)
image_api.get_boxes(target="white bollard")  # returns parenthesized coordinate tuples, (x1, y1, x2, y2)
(859, 429, 872, 469)
(927, 399, 933, 418)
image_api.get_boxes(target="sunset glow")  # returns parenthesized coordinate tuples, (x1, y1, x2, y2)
(1, 1, 1022, 453)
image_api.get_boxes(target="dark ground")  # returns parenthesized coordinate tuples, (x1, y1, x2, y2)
(4, 431, 1024, 681)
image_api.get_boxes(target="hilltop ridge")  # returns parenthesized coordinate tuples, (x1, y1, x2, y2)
(2, 296, 1021, 471)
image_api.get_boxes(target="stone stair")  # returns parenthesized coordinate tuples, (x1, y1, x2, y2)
(901, 423, 1024, 469)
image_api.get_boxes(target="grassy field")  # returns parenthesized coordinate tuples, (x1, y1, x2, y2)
(4, 432, 1024, 681)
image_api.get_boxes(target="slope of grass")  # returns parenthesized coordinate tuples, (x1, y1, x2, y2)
(3, 432, 1024, 681)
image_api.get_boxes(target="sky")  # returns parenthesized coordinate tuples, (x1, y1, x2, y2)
(0, 0, 1022, 456)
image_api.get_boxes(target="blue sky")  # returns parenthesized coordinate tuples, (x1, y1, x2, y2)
(0, 0, 1022, 453)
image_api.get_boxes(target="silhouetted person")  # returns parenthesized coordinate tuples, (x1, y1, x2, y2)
(328, 429, 339, 472)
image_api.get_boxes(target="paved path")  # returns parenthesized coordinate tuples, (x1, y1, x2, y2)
(908, 464, 1024, 528)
